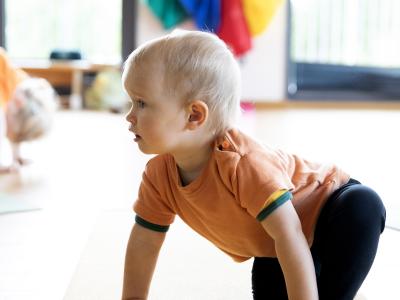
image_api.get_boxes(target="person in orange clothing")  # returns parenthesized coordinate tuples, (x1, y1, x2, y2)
(0, 48, 29, 108)
(120, 30, 385, 300)
(0, 47, 27, 172)
(0, 48, 57, 173)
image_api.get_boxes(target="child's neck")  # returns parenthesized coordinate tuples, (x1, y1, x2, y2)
(174, 140, 213, 186)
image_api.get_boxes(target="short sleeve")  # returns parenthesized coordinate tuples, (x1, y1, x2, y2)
(234, 151, 294, 218)
(133, 160, 176, 227)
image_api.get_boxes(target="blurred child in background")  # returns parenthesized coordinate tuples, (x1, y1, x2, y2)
(0, 47, 57, 173)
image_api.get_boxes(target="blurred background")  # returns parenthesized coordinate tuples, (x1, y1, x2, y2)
(0, 1, 399, 299)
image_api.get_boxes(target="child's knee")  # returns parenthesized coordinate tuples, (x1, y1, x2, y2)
(341, 185, 386, 233)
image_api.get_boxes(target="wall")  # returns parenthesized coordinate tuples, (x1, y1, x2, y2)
(136, 2, 288, 102)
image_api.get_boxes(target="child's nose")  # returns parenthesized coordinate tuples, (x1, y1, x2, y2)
(126, 111, 137, 125)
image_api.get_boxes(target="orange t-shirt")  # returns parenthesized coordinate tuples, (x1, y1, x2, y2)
(134, 129, 350, 261)
(0, 48, 28, 109)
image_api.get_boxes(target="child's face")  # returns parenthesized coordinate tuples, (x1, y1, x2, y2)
(124, 68, 188, 155)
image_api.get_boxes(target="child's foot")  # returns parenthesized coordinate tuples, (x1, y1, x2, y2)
(0, 164, 18, 174)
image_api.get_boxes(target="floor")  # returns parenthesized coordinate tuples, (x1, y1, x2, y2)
(0, 107, 399, 300)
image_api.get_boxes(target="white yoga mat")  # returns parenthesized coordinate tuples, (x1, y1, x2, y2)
(0, 193, 41, 215)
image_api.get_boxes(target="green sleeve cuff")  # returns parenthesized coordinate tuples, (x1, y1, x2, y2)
(256, 191, 293, 222)
(135, 215, 170, 233)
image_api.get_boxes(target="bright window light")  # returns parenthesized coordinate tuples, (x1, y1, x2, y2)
(5, 0, 122, 64)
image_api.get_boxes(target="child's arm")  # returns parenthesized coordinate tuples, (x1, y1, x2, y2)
(260, 201, 319, 300)
(122, 223, 166, 300)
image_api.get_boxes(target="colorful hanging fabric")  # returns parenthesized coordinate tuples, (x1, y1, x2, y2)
(217, 0, 252, 57)
(145, 0, 189, 29)
(243, 0, 284, 36)
(178, 0, 221, 32)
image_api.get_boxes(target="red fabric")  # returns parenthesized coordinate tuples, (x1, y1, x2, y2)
(217, 0, 252, 57)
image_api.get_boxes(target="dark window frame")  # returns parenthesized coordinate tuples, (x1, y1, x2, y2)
(286, 1, 400, 101)
(0, 0, 5, 47)
(0, 0, 137, 62)
(122, 0, 137, 62)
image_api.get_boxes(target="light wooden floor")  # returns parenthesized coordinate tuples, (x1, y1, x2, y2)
(0, 108, 399, 299)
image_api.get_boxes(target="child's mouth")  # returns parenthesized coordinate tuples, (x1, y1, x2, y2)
(134, 134, 141, 142)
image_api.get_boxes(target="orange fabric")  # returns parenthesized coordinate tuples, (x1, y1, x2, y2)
(134, 129, 350, 261)
(0, 48, 28, 109)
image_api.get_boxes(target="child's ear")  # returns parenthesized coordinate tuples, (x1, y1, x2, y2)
(187, 100, 208, 130)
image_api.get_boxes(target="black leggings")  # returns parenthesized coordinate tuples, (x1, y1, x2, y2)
(252, 179, 386, 300)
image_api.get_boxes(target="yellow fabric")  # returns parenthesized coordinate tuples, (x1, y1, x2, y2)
(0, 48, 28, 109)
(261, 188, 288, 211)
(243, 0, 284, 36)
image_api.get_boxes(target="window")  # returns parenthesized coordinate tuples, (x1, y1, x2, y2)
(288, 0, 400, 100)
(4, 0, 122, 64)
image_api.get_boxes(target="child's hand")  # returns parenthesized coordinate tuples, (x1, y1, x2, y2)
(14, 156, 32, 167)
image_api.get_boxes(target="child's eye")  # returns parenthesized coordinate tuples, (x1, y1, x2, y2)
(135, 99, 145, 109)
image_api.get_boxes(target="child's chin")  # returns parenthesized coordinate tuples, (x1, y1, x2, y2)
(137, 144, 154, 155)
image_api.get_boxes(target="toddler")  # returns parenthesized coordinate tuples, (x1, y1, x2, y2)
(6, 77, 57, 165)
(0, 48, 57, 172)
(121, 30, 386, 300)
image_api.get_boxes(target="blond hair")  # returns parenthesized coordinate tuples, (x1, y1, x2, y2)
(123, 30, 241, 134)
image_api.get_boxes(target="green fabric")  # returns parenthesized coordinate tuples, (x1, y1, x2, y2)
(256, 191, 293, 222)
(135, 215, 170, 232)
(145, 0, 189, 29)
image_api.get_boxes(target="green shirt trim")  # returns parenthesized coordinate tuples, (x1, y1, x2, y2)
(256, 191, 293, 222)
(135, 215, 170, 233)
